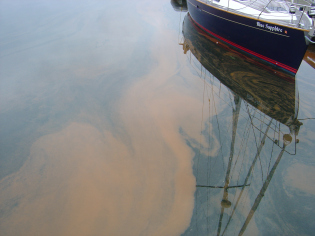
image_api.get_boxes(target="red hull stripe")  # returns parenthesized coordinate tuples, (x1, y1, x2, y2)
(190, 17, 298, 74)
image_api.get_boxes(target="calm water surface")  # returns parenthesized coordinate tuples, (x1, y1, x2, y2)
(0, 1, 314, 235)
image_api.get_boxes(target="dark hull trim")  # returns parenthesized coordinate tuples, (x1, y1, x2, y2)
(187, 0, 310, 73)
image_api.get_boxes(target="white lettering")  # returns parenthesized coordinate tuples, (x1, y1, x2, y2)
(257, 22, 283, 33)
(257, 22, 265, 28)
(265, 24, 283, 33)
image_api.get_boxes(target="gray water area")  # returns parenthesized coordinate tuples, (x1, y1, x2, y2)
(0, 1, 314, 235)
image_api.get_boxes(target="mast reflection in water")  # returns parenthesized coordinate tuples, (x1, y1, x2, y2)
(180, 13, 303, 236)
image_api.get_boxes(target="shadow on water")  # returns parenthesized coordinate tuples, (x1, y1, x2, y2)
(179, 13, 309, 235)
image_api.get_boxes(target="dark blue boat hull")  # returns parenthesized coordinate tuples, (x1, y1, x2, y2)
(187, 0, 310, 73)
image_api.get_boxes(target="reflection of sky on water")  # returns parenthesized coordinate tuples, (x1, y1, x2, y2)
(0, 0, 154, 178)
(1, 1, 198, 235)
(0, 0, 315, 235)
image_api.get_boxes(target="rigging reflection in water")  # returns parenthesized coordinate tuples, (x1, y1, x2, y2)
(180, 13, 303, 235)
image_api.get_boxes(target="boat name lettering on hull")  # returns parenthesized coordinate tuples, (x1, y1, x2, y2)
(257, 22, 283, 33)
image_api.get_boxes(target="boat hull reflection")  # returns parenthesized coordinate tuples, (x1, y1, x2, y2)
(181, 13, 302, 236)
(182, 13, 298, 126)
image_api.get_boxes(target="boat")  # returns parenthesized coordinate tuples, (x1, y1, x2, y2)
(180, 13, 304, 235)
(185, 0, 315, 74)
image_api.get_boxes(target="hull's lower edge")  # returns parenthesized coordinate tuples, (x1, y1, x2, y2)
(189, 16, 298, 74)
